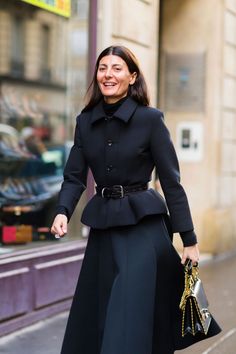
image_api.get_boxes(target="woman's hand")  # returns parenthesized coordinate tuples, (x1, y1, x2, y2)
(51, 214, 68, 238)
(181, 243, 200, 266)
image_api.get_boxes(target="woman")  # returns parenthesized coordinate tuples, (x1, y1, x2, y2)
(51, 46, 221, 354)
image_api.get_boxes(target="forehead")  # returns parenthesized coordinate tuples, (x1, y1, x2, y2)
(98, 54, 127, 66)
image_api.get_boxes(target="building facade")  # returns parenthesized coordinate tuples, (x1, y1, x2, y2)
(97, 0, 236, 254)
(158, 0, 236, 253)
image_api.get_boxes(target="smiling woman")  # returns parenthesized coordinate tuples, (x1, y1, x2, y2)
(96, 55, 137, 104)
(83, 46, 150, 111)
(50, 45, 221, 354)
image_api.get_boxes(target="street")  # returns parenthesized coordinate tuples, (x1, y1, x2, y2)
(0, 253, 235, 354)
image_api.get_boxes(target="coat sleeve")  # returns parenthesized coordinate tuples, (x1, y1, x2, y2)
(150, 110, 197, 246)
(55, 115, 88, 221)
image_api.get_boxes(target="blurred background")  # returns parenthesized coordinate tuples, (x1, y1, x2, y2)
(0, 0, 236, 351)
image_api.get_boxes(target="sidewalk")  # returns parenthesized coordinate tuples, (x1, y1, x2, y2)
(0, 252, 236, 354)
(0, 312, 68, 354)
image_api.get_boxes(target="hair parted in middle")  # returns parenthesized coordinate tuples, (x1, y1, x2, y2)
(83, 45, 150, 111)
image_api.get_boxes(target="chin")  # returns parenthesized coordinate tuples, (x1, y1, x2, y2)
(102, 91, 117, 97)
(103, 94, 117, 100)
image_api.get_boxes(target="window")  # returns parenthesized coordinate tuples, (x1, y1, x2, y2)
(71, 29, 88, 56)
(11, 16, 25, 77)
(41, 24, 51, 82)
(71, 0, 89, 20)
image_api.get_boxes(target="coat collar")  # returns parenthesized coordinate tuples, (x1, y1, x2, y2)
(91, 97, 139, 124)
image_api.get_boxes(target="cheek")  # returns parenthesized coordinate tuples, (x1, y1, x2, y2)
(96, 77, 103, 89)
(96, 71, 103, 83)
(120, 79, 131, 90)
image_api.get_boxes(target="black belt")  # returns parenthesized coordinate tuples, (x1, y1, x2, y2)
(96, 183, 148, 199)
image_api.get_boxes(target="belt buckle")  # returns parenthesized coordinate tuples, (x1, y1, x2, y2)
(101, 187, 107, 198)
(113, 185, 124, 198)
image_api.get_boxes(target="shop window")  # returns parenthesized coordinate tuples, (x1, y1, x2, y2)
(11, 16, 25, 78)
(0, 3, 90, 251)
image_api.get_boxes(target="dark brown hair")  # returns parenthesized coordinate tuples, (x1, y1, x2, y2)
(83, 45, 150, 111)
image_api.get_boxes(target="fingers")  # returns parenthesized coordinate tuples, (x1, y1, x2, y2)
(181, 244, 200, 266)
(51, 214, 68, 238)
(181, 255, 199, 265)
(60, 216, 68, 234)
(181, 254, 187, 265)
(181, 258, 198, 266)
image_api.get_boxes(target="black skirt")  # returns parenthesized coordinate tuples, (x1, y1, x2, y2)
(60, 215, 221, 354)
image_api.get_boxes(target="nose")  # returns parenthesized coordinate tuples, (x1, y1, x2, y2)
(105, 68, 112, 78)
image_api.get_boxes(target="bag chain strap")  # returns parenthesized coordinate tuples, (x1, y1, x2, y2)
(179, 261, 199, 310)
(180, 261, 200, 337)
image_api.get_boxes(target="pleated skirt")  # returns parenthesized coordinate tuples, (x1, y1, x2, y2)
(60, 214, 221, 354)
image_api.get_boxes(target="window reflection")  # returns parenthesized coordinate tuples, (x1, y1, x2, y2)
(11, 16, 25, 78)
(0, 1, 90, 247)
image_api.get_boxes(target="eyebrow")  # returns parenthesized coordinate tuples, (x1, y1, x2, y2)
(98, 63, 123, 67)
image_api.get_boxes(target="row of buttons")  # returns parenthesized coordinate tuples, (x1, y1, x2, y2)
(106, 165, 113, 172)
(105, 117, 114, 173)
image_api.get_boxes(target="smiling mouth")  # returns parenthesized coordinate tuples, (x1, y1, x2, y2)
(103, 82, 116, 87)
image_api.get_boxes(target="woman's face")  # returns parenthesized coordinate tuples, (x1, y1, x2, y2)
(97, 55, 137, 104)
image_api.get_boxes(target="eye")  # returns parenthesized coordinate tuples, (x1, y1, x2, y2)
(114, 67, 121, 71)
(98, 67, 106, 72)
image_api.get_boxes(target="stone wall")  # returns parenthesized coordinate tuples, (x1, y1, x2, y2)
(97, 0, 159, 105)
(159, 0, 236, 252)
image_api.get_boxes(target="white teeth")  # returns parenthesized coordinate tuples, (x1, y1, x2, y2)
(104, 83, 115, 86)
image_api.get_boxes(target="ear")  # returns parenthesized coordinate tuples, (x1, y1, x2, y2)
(129, 72, 137, 85)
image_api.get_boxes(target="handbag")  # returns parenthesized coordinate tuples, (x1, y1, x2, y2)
(179, 259, 212, 337)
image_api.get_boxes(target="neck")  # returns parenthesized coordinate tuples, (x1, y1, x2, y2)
(103, 94, 128, 104)
(103, 96, 128, 116)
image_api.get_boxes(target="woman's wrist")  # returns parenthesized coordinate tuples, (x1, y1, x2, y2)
(55, 206, 69, 219)
(180, 230, 197, 247)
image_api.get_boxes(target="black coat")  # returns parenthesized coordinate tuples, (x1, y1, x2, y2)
(57, 97, 195, 244)
(58, 97, 221, 354)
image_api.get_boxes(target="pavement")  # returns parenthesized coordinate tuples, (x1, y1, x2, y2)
(0, 253, 236, 354)
(0, 313, 67, 354)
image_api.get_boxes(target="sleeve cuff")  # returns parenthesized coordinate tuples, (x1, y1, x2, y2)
(180, 230, 198, 247)
(55, 206, 69, 219)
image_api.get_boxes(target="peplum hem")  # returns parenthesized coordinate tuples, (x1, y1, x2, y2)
(81, 188, 168, 229)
